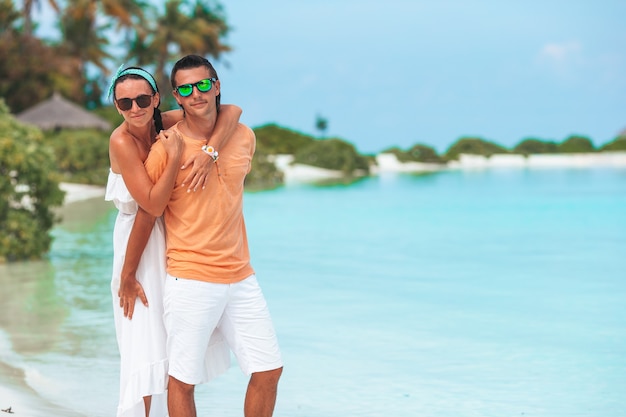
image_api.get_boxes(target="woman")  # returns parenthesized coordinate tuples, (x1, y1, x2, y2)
(105, 66, 240, 417)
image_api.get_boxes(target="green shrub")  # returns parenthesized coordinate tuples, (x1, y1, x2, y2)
(557, 135, 595, 153)
(383, 144, 443, 163)
(45, 129, 110, 185)
(600, 136, 626, 151)
(293, 138, 370, 175)
(0, 99, 65, 262)
(443, 137, 509, 160)
(246, 147, 284, 191)
(513, 138, 559, 155)
(253, 123, 315, 155)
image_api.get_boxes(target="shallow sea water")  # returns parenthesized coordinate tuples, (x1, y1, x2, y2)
(1, 167, 625, 416)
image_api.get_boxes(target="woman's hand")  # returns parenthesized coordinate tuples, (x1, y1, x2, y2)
(159, 129, 184, 162)
(118, 276, 148, 320)
(181, 151, 213, 192)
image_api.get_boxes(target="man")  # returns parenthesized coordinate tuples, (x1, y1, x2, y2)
(143, 54, 283, 417)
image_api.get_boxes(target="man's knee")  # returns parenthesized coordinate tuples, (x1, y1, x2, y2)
(252, 367, 283, 386)
(169, 375, 195, 394)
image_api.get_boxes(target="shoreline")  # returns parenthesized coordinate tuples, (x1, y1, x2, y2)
(0, 380, 87, 417)
(374, 150, 626, 173)
(57, 151, 626, 205)
(0, 353, 87, 417)
(59, 182, 107, 205)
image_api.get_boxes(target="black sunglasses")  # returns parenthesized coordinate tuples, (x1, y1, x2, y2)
(116, 94, 154, 111)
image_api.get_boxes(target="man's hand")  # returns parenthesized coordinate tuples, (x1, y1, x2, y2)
(118, 276, 148, 320)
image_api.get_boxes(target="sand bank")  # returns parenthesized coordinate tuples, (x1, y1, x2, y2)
(376, 151, 626, 173)
(271, 154, 345, 184)
(449, 151, 626, 169)
(59, 182, 106, 205)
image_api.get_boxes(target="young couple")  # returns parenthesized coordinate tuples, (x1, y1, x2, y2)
(105, 54, 283, 417)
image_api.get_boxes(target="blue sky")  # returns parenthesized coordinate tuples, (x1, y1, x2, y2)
(36, 0, 626, 154)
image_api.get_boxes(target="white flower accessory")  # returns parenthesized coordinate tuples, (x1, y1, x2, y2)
(201, 145, 219, 162)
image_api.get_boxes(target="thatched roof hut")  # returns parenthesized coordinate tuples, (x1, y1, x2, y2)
(16, 92, 111, 131)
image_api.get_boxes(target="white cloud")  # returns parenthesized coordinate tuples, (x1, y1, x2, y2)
(536, 41, 584, 80)
(539, 41, 582, 64)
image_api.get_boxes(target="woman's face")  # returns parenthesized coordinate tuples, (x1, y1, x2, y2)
(114, 78, 159, 129)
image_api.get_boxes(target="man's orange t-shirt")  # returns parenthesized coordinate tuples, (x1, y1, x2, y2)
(144, 121, 256, 284)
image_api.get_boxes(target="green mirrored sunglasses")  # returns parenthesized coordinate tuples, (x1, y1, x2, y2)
(175, 78, 217, 97)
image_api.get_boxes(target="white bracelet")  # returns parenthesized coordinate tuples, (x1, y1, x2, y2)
(201, 145, 219, 162)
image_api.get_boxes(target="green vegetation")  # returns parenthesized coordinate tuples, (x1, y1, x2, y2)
(293, 138, 370, 175)
(253, 124, 370, 176)
(1, 0, 231, 113)
(0, 100, 64, 262)
(254, 124, 315, 154)
(600, 136, 626, 151)
(246, 147, 284, 191)
(513, 138, 559, 155)
(443, 137, 509, 161)
(557, 135, 595, 153)
(46, 129, 110, 186)
(383, 144, 444, 163)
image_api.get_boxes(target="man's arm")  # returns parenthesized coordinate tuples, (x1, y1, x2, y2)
(180, 104, 242, 191)
(117, 208, 156, 319)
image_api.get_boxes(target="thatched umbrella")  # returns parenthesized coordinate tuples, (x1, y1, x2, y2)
(16, 92, 111, 131)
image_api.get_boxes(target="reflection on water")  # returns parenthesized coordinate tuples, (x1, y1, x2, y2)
(1, 197, 116, 358)
(52, 196, 112, 234)
(0, 261, 67, 354)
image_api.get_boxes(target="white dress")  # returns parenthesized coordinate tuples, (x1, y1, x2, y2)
(105, 170, 231, 417)
(106, 170, 168, 417)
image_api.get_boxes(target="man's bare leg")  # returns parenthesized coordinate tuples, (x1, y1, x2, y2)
(168, 376, 196, 417)
(244, 367, 283, 417)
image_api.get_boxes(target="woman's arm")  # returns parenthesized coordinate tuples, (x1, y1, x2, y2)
(110, 129, 183, 217)
(117, 208, 156, 319)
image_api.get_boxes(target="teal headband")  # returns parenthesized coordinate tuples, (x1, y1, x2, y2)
(107, 64, 158, 99)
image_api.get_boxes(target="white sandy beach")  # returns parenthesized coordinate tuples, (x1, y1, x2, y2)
(376, 151, 626, 173)
(59, 182, 107, 204)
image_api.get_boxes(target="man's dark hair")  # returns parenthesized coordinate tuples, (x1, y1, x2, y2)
(170, 55, 221, 110)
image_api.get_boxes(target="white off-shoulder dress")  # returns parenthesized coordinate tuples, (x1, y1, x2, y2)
(105, 170, 231, 417)
(106, 170, 169, 417)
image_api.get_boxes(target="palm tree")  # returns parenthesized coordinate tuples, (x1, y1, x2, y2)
(1, 0, 21, 37)
(187, 0, 231, 57)
(101, 0, 147, 28)
(21, 0, 60, 36)
(60, 0, 111, 73)
(128, 0, 231, 103)
(316, 114, 328, 138)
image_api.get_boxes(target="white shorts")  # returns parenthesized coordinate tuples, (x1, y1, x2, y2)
(164, 274, 282, 385)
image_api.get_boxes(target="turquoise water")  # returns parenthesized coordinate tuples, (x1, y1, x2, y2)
(1, 167, 625, 416)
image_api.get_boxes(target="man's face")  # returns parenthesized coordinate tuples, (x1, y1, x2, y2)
(173, 66, 220, 118)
